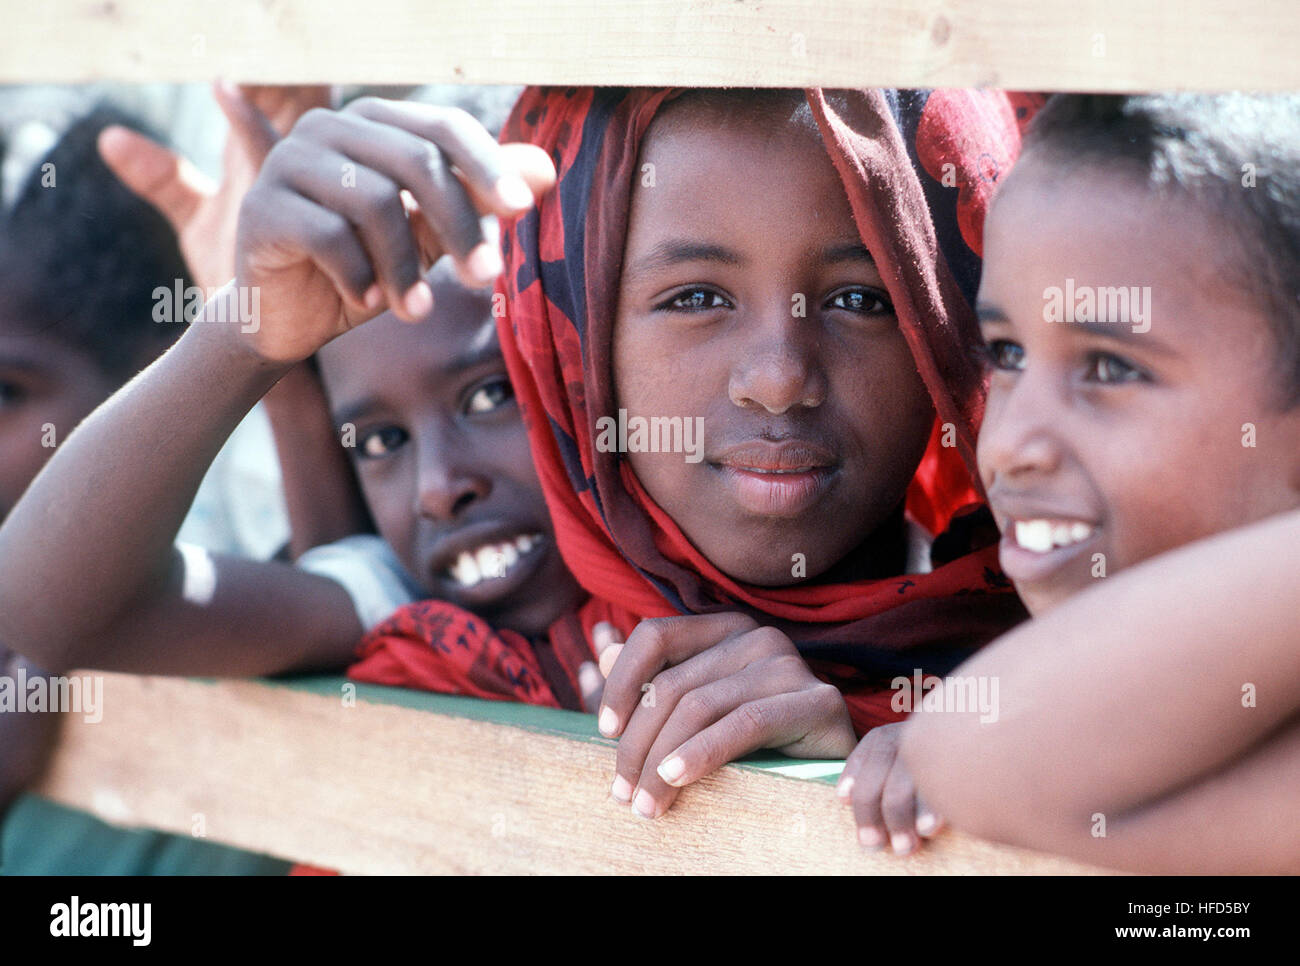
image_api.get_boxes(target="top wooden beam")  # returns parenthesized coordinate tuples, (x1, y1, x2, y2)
(0, 0, 1295, 91)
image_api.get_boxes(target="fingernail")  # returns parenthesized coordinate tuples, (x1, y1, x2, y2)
(597, 706, 619, 737)
(465, 242, 503, 286)
(657, 756, 685, 785)
(363, 284, 383, 310)
(592, 621, 615, 652)
(403, 281, 433, 318)
(835, 776, 854, 800)
(891, 832, 915, 855)
(598, 643, 623, 678)
(495, 173, 534, 210)
(916, 812, 939, 836)
(858, 826, 883, 849)
(631, 789, 656, 819)
(609, 775, 633, 803)
(578, 662, 603, 693)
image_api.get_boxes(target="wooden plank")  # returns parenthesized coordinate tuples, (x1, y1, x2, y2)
(33, 673, 1109, 874)
(0, 0, 1295, 91)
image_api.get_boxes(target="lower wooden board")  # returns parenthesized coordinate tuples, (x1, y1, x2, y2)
(32, 673, 1108, 874)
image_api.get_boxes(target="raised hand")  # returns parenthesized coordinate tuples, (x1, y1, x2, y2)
(233, 98, 555, 364)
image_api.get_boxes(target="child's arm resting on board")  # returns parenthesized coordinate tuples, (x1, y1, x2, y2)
(901, 508, 1300, 873)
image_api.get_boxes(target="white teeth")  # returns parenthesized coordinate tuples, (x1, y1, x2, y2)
(476, 545, 504, 579)
(452, 550, 481, 587)
(1015, 520, 1055, 553)
(447, 533, 544, 587)
(1013, 518, 1096, 553)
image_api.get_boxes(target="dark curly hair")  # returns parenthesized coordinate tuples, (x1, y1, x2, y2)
(0, 104, 190, 379)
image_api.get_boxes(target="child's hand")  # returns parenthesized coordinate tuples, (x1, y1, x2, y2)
(837, 722, 944, 855)
(98, 82, 330, 290)
(597, 613, 857, 819)
(234, 98, 556, 364)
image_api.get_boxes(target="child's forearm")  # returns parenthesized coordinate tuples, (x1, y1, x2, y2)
(0, 293, 362, 675)
(901, 509, 1300, 867)
(262, 362, 372, 559)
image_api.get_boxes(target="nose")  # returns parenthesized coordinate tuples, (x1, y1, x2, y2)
(414, 427, 491, 521)
(978, 368, 1066, 484)
(727, 302, 827, 414)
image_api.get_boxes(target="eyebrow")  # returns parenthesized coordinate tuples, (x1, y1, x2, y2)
(626, 241, 744, 279)
(332, 322, 506, 427)
(626, 239, 875, 281)
(976, 302, 1176, 355)
(821, 241, 875, 265)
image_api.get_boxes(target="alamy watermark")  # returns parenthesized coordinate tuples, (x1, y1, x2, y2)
(152, 279, 260, 334)
(1043, 278, 1150, 333)
(594, 409, 704, 463)
(0, 666, 103, 723)
(890, 668, 999, 724)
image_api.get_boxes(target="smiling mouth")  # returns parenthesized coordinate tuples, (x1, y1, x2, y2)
(1009, 518, 1097, 553)
(445, 532, 544, 588)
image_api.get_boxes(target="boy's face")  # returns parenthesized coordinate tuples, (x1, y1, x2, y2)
(0, 327, 120, 524)
(612, 99, 934, 587)
(318, 260, 585, 638)
(977, 157, 1300, 615)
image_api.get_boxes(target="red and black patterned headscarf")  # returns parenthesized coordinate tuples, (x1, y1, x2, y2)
(354, 87, 1040, 734)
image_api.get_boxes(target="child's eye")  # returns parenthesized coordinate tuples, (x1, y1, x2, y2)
(358, 426, 409, 459)
(657, 288, 731, 312)
(1085, 352, 1148, 384)
(826, 288, 892, 315)
(981, 339, 1026, 372)
(465, 377, 515, 415)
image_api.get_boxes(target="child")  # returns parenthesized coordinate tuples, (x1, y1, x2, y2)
(886, 93, 1300, 873)
(494, 87, 1038, 821)
(0, 105, 189, 818)
(0, 102, 288, 874)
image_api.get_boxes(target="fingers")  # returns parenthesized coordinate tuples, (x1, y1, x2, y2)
(629, 662, 833, 819)
(578, 662, 604, 715)
(608, 630, 781, 807)
(213, 79, 282, 169)
(839, 723, 939, 855)
(916, 794, 945, 839)
(247, 98, 554, 323)
(578, 623, 624, 715)
(269, 138, 431, 319)
(240, 187, 378, 315)
(97, 125, 212, 230)
(879, 758, 920, 855)
(344, 98, 549, 217)
(598, 612, 758, 740)
(239, 84, 333, 137)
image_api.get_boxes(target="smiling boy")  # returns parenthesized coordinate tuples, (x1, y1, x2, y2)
(898, 93, 1300, 873)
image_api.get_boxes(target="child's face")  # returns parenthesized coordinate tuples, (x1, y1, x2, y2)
(977, 157, 1300, 615)
(318, 260, 586, 637)
(612, 99, 934, 586)
(0, 327, 119, 524)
